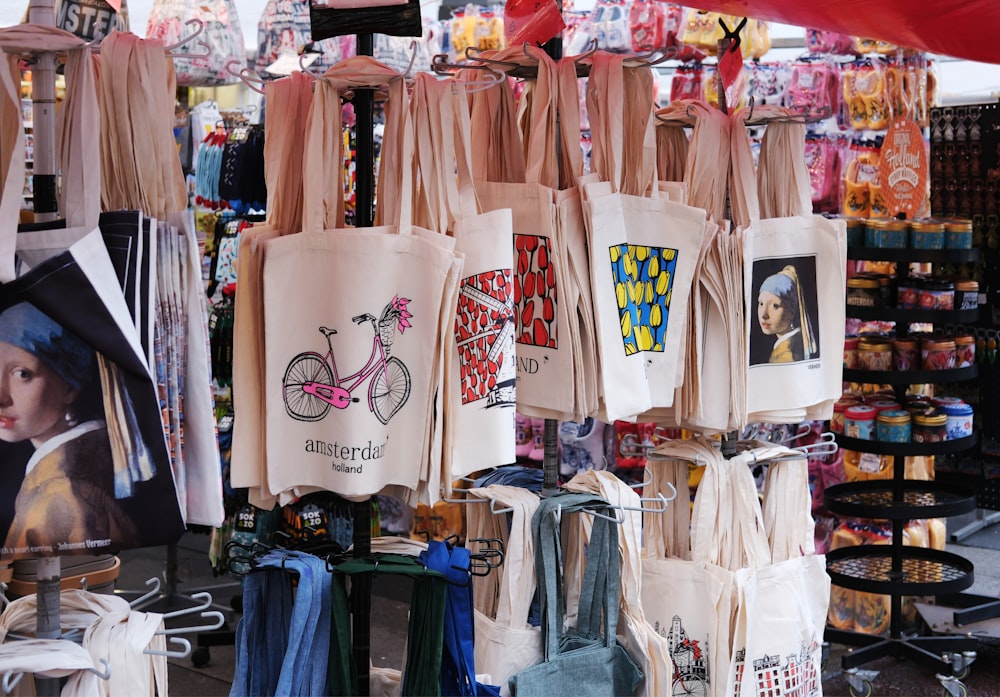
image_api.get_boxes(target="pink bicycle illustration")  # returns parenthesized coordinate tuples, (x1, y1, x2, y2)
(282, 297, 413, 425)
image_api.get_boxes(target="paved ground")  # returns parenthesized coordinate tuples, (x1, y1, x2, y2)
(103, 509, 1000, 697)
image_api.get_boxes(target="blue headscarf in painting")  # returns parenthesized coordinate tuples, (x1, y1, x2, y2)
(0, 302, 95, 391)
(759, 268, 799, 326)
(759, 265, 818, 358)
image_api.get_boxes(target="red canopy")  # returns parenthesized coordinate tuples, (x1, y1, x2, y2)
(688, 0, 1000, 64)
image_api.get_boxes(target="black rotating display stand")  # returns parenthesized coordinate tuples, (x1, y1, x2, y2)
(824, 246, 981, 696)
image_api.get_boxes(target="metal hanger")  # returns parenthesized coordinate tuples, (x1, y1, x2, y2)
(144, 636, 192, 659)
(742, 96, 835, 126)
(225, 59, 266, 95)
(623, 45, 681, 68)
(2, 658, 110, 693)
(163, 19, 211, 59)
(452, 67, 506, 94)
(126, 577, 162, 608)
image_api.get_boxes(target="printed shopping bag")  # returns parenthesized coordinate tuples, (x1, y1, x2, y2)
(0, 28, 185, 560)
(476, 49, 580, 420)
(146, 0, 246, 86)
(255, 0, 342, 77)
(582, 53, 706, 422)
(54, 0, 128, 43)
(263, 63, 461, 503)
(403, 73, 518, 478)
(262, 228, 460, 502)
(641, 440, 733, 697)
(724, 106, 845, 421)
(743, 208, 846, 418)
(722, 448, 829, 697)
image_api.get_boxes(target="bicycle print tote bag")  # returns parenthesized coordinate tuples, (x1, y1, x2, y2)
(263, 70, 461, 498)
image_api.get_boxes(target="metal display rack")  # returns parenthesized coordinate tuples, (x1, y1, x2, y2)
(826, 245, 982, 697)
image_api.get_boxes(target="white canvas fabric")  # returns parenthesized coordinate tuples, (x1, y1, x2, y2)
(468, 486, 542, 696)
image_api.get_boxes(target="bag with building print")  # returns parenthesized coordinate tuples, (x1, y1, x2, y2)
(722, 447, 829, 697)
(640, 439, 733, 697)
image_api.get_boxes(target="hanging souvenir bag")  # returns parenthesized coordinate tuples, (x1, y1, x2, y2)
(734, 107, 846, 422)
(146, 0, 246, 86)
(722, 447, 830, 697)
(412, 73, 519, 480)
(467, 486, 542, 696)
(262, 59, 463, 504)
(475, 48, 584, 420)
(0, 25, 186, 560)
(582, 53, 707, 422)
(563, 471, 674, 697)
(421, 540, 503, 697)
(255, 0, 342, 77)
(508, 492, 644, 697)
(640, 440, 734, 697)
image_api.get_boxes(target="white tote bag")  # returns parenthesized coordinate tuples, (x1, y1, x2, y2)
(728, 107, 846, 421)
(476, 49, 579, 419)
(722, 448, 829, 697)
(469, 486, 542, 696)
(410, 73, 517, 479)
(582, 53, 707, 421)
(263, 61, 463, 503)
(641, 440, 733, 697)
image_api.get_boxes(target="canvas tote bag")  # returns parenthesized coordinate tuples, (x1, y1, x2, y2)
(581, 52, 707, 421)
(475, 48, 579, 420)
(509, 493, 643, 697)
(731, 108, 846, 421)
(641, 439, 733, 697)
(408, 71, 517, 480)
(230, 70, 315, 508)
(563, 471, 674, 697)
(722, 447, 830, 697)
(262, 60, 463, 503)
(468, 485, 542, 696)
(0, 26, 185, 560)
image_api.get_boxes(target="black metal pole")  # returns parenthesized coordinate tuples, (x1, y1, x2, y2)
(351, 33, 376, 696)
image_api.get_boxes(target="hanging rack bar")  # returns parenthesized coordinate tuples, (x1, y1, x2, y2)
(156, 610, 226, 635)
(126, 577, 162, 608)
(144, 636, 192, 659)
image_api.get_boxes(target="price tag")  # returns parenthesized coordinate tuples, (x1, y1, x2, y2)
(858, 452, 883, 474)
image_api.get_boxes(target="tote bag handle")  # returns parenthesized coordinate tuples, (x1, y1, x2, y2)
(534, 493, 620, 659)
(469, 485, 541, 630)
(728, 107, 761, 228)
